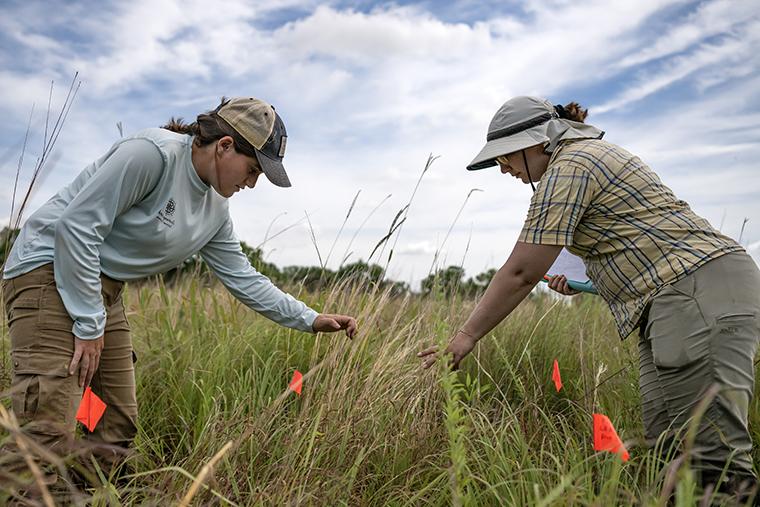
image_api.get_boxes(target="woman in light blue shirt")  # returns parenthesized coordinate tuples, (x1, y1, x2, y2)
(2, 97, 357, 486)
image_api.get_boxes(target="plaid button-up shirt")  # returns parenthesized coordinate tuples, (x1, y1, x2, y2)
(519, 139, 743, 338)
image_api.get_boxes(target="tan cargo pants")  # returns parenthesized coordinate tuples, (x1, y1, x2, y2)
(1, 263, 137, 480)
(639, 252, 760, 485)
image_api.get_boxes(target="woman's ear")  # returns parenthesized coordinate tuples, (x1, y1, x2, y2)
(217, 136, 234, 154)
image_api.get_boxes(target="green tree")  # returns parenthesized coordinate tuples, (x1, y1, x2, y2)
(335, 260, 384, 286)
(421, 265, 466, 296)
(462, 268, 496, 297)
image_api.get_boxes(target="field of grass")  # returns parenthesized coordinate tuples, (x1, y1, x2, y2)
(3, 273, 758, 506)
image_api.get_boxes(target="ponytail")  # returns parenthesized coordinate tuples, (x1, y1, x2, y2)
(161, 117, 199, 135)
(554, 101, 589, 123)
(160, 97, 257, 158)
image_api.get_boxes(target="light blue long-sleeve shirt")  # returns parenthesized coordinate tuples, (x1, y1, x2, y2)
(3, 128, 318, 339)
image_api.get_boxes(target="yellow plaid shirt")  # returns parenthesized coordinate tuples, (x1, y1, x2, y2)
(519, 139, 743, 338)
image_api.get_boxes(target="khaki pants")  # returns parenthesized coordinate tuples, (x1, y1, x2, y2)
(1, 264, 137, 481)
(639, 252, 760, 483)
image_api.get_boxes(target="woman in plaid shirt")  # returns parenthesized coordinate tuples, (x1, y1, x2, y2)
(419, 96, 759, 502)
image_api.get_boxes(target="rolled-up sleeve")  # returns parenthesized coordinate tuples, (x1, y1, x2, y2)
(200, 217, 318, 332)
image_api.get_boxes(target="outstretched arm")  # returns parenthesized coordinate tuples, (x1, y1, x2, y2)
(419, 242, 562, 369)
(200, 218, 357, 337)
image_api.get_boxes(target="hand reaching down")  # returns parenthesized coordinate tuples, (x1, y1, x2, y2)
(312, 313, 358, 339)
(418, 331, 478, 370)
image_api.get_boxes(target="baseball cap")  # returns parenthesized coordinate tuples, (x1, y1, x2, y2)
(218, 97, 291, 187)
(467, 96, 603, 171)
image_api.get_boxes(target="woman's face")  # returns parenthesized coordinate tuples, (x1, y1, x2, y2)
(214, 137, 263, 198)
(497, 144, 549, 185)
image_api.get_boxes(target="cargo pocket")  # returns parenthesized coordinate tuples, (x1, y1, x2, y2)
(11, 374, 40, 423)
(646, 277, 711, 369)
(11, 372, 79, 434)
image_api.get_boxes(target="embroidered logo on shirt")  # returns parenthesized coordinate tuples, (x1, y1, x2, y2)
(157, 198, 176, 227)
(165, 198, 176, 216)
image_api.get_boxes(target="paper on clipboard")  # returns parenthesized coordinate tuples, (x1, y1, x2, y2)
(547, 249, 589, 281)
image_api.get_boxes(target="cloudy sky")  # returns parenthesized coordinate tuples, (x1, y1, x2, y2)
(1, 0, 759, 287)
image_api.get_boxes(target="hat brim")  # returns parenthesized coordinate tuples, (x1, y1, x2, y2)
(466, 129, 545, 171)
(255, 150, 291, 188)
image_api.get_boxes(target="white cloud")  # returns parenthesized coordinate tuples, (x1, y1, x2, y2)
(396, 240, 438, 256)
(617, 0, 758, 68)
(1, 0, 759, 287)
(594, 24, 760, 113)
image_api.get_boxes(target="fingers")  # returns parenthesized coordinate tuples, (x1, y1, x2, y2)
(78, 353, 89, 387)
(559, 276, 581, 295)
(422, 350, 460, 370)
(316, 314, 358, 338)
(418, 345, 440, 369)
(417, 345, 438, 358)
(421, 352, 438, 369)
(548, 275, 566, 293)
(77, 351, 102, 388)
(69, 347, 83, 377)
(71, 336, 104, 388)
(548, 274, 577, 295)
(419, 345, 460, 370)
(345, 318, 357, 339)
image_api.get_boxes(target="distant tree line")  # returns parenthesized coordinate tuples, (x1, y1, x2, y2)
(1, 227, 497, 297)
(420, 265, 497, 298)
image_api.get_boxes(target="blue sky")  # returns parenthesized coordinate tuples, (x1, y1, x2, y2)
(1, 0, 759, 286)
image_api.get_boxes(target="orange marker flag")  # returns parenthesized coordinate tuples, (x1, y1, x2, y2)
(552, 359, 563, 392)
(593, 413, 629, 461)
(289, 370, 303, 395)
(76, 387, 107, 432)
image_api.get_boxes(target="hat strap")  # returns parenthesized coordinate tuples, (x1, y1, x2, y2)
(487, 111, 554, 142)
(523, 150, 536, 192)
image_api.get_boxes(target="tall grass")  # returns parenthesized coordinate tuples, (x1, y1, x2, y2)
(4, 273, 756, 505)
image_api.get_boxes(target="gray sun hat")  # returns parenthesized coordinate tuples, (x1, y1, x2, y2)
(467, 96, 604, 171)
(218, 97, 291, 187)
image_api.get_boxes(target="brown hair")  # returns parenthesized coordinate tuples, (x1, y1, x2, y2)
(556, 101, 588, 123)
(161, 97, 257, 158)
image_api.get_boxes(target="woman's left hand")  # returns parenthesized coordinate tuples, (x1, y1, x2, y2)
(312, 313, 358, 338)
(547, 274, 581, 296)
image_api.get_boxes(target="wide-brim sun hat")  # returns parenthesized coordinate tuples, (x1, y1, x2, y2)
(218, 97, 292, 187)
(467, 96, 604, 171)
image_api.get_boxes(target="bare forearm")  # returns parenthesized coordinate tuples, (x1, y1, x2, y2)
(460, 266, 536, 340)
(419, 242, 562, 370)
